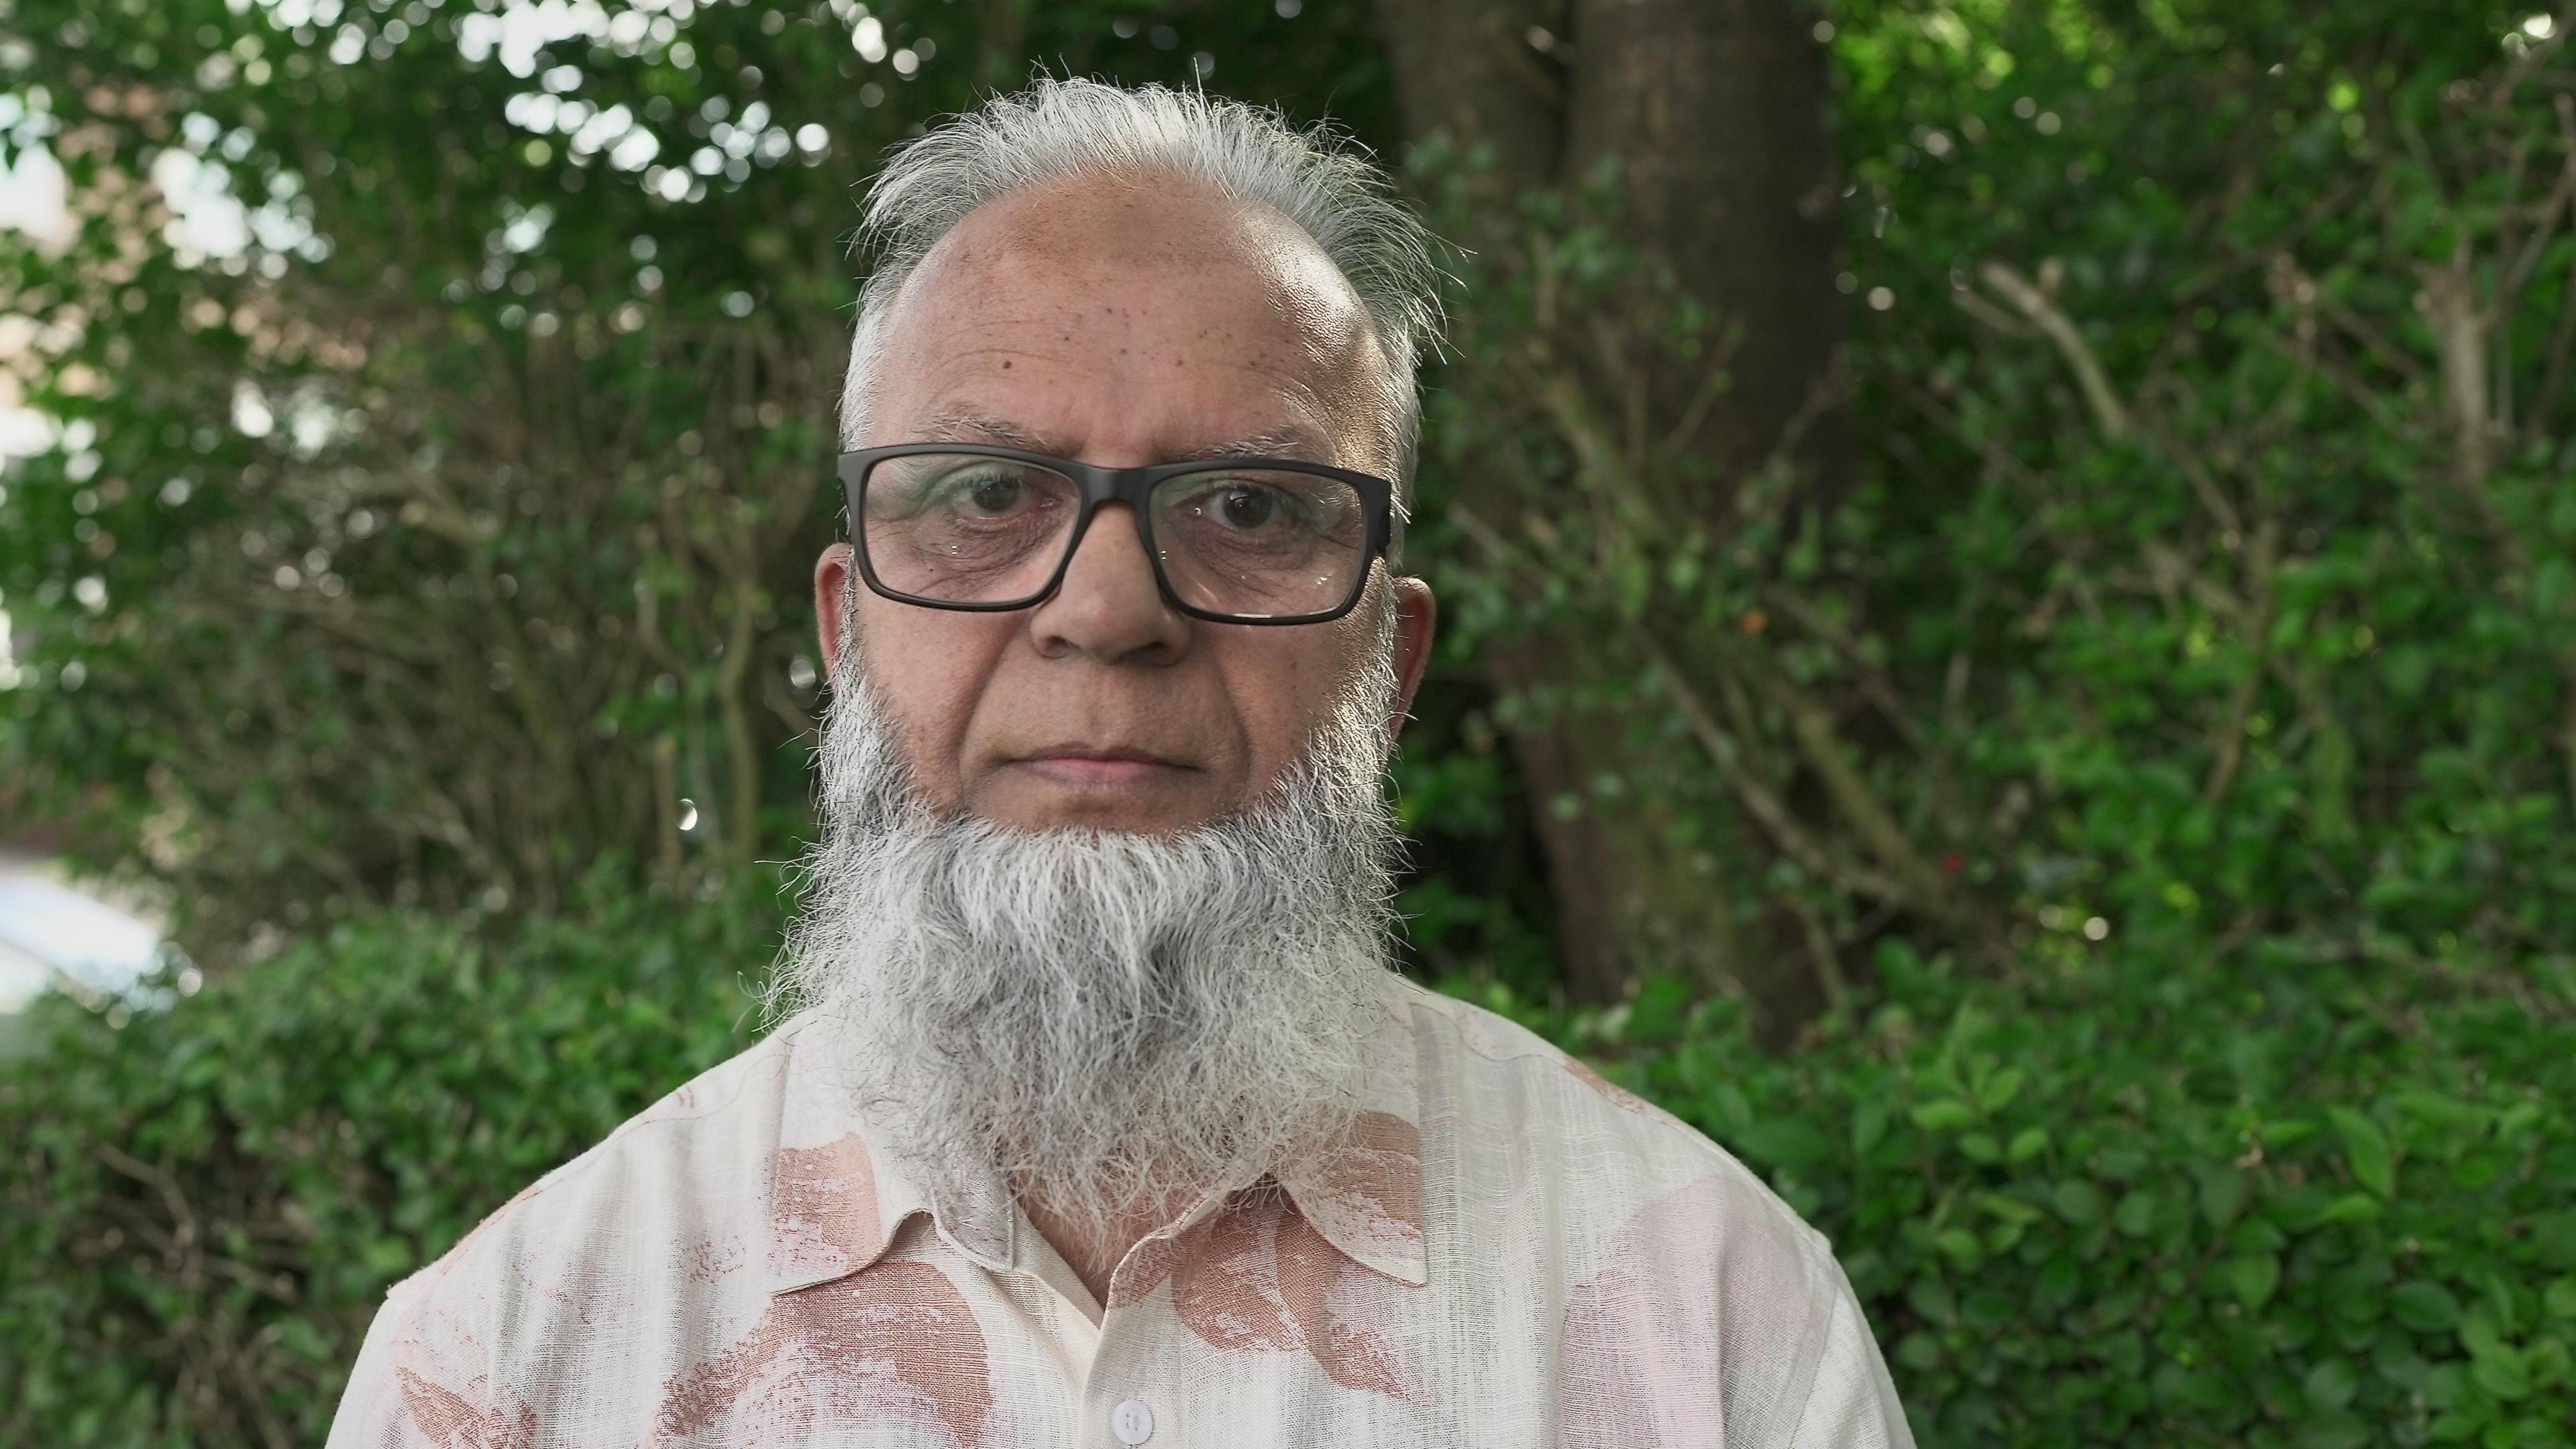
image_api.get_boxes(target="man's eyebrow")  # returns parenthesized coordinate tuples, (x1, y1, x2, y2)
(1167, 428, 1334, 464)
(909, 411, 1336, 466)
(911, 409, 1055, 451)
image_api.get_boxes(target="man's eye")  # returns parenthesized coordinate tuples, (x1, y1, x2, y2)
(966, 475, 1022, 513)
(1216, 486, 1281, 530)
(1184, 482, 1305, 533)
(943, 470, 1037, 517)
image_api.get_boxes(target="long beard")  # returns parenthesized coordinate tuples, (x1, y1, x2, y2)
(773, 611, 1405, 1231)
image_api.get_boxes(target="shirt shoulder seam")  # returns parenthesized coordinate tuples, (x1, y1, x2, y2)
(1402, 983, 1856, 1255)
(1396, 981, 1562, 1069)
(1779, 1263, 1847, 1444)
(386, 1024, 794, 1303)
(1405, 985, 1730, 1150)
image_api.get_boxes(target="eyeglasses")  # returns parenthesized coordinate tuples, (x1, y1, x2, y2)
(837, 444, 1395, 625)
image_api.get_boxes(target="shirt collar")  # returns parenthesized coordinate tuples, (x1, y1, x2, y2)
(1269, 989, 1427, 1287)
(759, 987, 1426, 1297)
(761, 1016, 997, 1298)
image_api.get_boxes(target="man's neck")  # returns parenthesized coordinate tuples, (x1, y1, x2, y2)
(1016, 1181, 1202, 1307)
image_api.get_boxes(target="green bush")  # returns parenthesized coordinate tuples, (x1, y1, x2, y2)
(1475, 943, 2576, 1448)
(8, 879, 2570, 1446)
(0, 877, 771, 1449)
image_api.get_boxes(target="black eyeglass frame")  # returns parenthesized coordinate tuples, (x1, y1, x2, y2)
(837, 443, 1397, 626)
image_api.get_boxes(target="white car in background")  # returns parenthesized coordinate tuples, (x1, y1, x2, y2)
(0, 851, 167, 1057)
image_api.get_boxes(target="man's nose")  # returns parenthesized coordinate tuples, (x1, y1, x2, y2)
(1027, 502, 1189, 664)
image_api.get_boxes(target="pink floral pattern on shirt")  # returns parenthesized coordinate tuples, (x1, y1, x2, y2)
(1556, 1178, 1731, 1448)
(1106, 1110, 1426, 1403)
(391, 1368, 539, 1449)
(649, 1259, 993, 1448)
(764, 1132, 884, 1281)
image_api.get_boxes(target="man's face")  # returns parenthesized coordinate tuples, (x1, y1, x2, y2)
(814, 176, 1436, 834)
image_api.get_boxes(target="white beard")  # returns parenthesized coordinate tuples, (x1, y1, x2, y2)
(773, 606, 1405, 1230)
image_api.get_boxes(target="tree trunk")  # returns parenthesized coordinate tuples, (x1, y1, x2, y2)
(1375, 0, 1850, 1007)
(1562, 0, 1848, 491)
(1372, 0, 1566, 192)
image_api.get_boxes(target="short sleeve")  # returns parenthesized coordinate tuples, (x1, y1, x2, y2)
(326, 1288, 423, 1449)
(325, 1277, 526, 1449)
(1784, 1275, 1916, 1449)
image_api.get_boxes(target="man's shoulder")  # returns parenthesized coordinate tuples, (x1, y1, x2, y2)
(1395, 981, 1837, 1264)
(1396, 981, 1874, 1436)
(1396, 977, 1730, 1159)
(382, 1020, 802, 1311)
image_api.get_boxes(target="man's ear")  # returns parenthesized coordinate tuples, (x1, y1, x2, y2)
(814, 543, 857, 685)
(1385, 573, 1438, 743)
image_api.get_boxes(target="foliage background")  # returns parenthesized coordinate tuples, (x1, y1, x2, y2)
(4, 0, 2575, 1445)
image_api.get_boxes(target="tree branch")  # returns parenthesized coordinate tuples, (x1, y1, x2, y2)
(1642, 642, 1913, 910)
(1978, 261, 2131, 441)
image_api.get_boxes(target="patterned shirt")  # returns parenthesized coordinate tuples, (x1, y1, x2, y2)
(327, 977, 1913, 1448)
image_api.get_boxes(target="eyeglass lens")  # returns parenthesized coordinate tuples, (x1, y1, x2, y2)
(859, 453, 1368, 619)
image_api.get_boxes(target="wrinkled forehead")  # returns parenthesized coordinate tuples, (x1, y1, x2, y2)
(866, 173, 1395, 468)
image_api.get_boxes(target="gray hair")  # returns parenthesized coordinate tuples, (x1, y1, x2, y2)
(837, 78, 1442, 525)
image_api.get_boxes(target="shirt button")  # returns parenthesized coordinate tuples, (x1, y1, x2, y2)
(1109, 1398, 1155, 1445)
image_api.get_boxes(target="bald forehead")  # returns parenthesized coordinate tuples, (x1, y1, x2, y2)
(912, 173, 1364, 323)
(869, 172, 1397, 470)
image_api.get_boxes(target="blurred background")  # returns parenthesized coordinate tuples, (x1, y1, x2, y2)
(4, 1, 2575, 1444)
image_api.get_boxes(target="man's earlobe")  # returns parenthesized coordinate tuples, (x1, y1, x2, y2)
(1387, 574, 1438, 741)
(814, 543, 857, 685)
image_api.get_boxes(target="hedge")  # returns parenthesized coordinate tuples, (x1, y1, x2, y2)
(0, 881, 768, 1448)
(1499, 941, 2576, 1448)
(4, 888, 2571, 1447)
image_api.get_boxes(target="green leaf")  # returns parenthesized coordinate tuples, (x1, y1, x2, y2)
(2198, 1166, 2245, 1228)
(2546, 1276, 2576, 1322)
(2426, 1411, 2480, 1444)
(362, 1236, 415, 1277)
(1911, 1099, 1977, 1132)
(2301, 1357, 2359, 1411)
(2295, 1412, 2369, 1449)
(2262, 1119, 2324, 1149)
(2327, 1106, 2396, 1198)
(2008, 1126, 2050, 1163)
(1974, 1190, 2043, 1226)
(2469, 1346, 2530, 1401)
(2496, 1101, 2544, 1141)
(2534, 556, 2576, 617)
(2229, 1252, 2283, 1310)
(2462, 1305, 2511, 1361)
(2392, 1087, 2489, 1157)
(2381, 644, 2435, 699)
(1735, 1119, 1835, 1169)
(2526, 1334, 2571, 1389)
(2535, 1212, 2576, 1271)
(2306, 1192, 2384, 1227)
(2053, 1179, 2104, 1225)
(1851, 1102, 1891, 1157)
(2392, 1280, 2463, 1334)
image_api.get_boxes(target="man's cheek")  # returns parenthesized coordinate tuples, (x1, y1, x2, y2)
(856, 633, 984, 796)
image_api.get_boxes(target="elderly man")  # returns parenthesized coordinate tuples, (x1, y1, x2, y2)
(329, 80, 1912, 1448)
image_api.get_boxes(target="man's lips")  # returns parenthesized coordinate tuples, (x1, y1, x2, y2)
(1009, 745, 1197, 788)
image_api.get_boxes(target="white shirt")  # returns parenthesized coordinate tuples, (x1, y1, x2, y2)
(327, 977, 1913, 1447)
